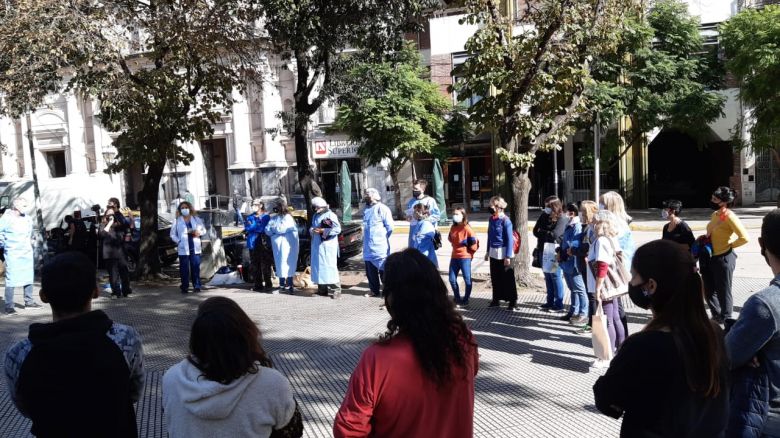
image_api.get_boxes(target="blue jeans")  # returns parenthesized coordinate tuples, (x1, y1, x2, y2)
(365, 261, 384, 296)
(544, 268, 564, 310)
(449, 258, 473, 303)
(563, 271, 587, 316)
(4, 284, 35, 310)
(179, 254, 202, 292)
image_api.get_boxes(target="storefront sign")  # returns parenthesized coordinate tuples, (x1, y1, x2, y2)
(312, 139, 360, 159)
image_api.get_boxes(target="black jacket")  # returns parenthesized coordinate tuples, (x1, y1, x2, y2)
(13, 310, 140, 438)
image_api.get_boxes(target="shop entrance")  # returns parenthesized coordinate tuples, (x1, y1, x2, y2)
(415, 154, 492, 213)
(316, 158, 363, 211)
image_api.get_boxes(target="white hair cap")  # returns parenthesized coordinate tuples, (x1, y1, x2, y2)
(311, 197, 328, 208)
(12, 198, 29, 211)
(365, 188, 381, 201)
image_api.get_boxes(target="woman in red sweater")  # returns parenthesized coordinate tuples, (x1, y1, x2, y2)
(448, 207, 478, 307)
(333, 248, 479, 438)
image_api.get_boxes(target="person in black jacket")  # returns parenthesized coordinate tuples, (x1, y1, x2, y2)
(661, 199, 695, 249)
(100, 207, 132, 298)
(3, 252, 145, 438)
(593, 239, 728, 437)
(534, 196, 568, 312)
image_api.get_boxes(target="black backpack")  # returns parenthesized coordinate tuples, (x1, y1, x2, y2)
(433, 229, 443, 250)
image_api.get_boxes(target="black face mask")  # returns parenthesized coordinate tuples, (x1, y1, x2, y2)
(628, 283, 653, 310)
(412, 190, 422, 198)
(710, 201, 722, 211)
(273, 207, 280, 214)
(363, 198, 373, 206)
(488, 207, 497, 215)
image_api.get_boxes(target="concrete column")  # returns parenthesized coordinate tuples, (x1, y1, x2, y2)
(230, 89, 255, 170)
(65, 93, 88, 175)
(261, 69, 287, 165)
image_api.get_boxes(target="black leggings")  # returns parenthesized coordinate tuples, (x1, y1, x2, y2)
(489, 257, 518, 304)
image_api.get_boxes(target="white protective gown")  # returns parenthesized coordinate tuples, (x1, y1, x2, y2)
(310, 210, 341, 285)
(264, 214, 299, 278)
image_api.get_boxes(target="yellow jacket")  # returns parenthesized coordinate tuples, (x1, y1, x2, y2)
(706, 210, 749, 256)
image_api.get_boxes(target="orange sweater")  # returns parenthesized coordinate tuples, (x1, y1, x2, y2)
(449, 224, 477, 259)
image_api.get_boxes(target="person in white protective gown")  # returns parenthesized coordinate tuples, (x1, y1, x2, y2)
(265, 200, 299, 293)
(310, 197, 342, 300)
(1, 198, 41, 315)
(361, 188, 393, 298)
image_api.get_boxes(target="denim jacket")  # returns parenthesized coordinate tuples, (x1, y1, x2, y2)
(559, 219, 583, 275)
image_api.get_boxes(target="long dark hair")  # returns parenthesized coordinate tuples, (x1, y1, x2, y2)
(381, 249, 476, 387)
(633, 240, 724, 398)
(188, 297, 273, 384)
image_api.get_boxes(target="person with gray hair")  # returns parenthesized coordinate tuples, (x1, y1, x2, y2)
(587, 209, 626, 368)
(1, 198, 41, 315)
(362, 188, 394, 298)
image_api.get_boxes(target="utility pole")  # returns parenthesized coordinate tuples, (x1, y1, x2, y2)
(25, 113, 47, 270)
(594, 112, 601, 201)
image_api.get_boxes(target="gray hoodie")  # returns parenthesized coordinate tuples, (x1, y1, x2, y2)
(163, 359, 296, 438)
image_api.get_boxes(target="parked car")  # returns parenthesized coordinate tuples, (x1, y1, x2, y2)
(224, 210, 363, 271)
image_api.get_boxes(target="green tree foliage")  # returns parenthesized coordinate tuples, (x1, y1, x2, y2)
(455, 0, 635, 284)
(581, 0, 725, 168)
(331, 46, 452, 217)
(721, 5, 780, 173)
(0, 0, 262, 275)
(258, 0, 437, 211)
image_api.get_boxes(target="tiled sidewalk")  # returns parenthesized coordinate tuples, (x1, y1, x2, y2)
(0, 275, 770, 437)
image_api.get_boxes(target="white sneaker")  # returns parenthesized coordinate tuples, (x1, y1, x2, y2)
(590, 359, 611, 369)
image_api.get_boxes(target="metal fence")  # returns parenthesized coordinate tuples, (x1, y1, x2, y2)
(560, 170, 617, 204)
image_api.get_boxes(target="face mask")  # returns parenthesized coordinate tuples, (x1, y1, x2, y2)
(498, 211, 505, 219)
(628, 282, 653, 310)
(273, 207, 280, 214)
(710, 201, 722, 211)
(543, 207, 552, 215)
(489, 207, 497, 216)
(180, 208, 190, 216)
(661, 210, 669, 220)
(412, 190, 422, 198)
(599, 203, 606, 210)
(452, 214, 463, 224)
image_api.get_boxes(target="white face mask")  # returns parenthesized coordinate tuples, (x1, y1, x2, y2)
(661, 210, 670, 220)
(452, 214, 463, 224)
(498, 211, 505, 219)
(543, 207, 552, 215)
(181, 208, 190, 216)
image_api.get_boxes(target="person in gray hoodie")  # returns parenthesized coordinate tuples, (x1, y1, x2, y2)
(163, 297, 302, 438)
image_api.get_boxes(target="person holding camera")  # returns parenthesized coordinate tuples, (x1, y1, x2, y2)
(100, 206, 132, 298)
(170, 202, 207, 294)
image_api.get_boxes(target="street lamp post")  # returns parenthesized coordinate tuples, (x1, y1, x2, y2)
(594, 112, 601, 201)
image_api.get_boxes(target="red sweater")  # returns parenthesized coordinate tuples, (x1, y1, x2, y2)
(333, 334, 479, 438)
(449, 224, 477, 259)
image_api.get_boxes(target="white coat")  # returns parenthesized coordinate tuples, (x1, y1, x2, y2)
(170, 216, 207, 256)
(265, 214, 299, 278)
(0, 212, 34, 287)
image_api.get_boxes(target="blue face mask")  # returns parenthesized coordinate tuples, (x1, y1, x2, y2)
(180, 208, 190, 216)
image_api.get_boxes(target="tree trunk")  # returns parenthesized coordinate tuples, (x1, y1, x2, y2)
(390, 168, 403, 220)
(293, 118, 322, 224)
(138, 160, 164, 277)
(511, 167, 535, 288)
(25, 114, 47, 271)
